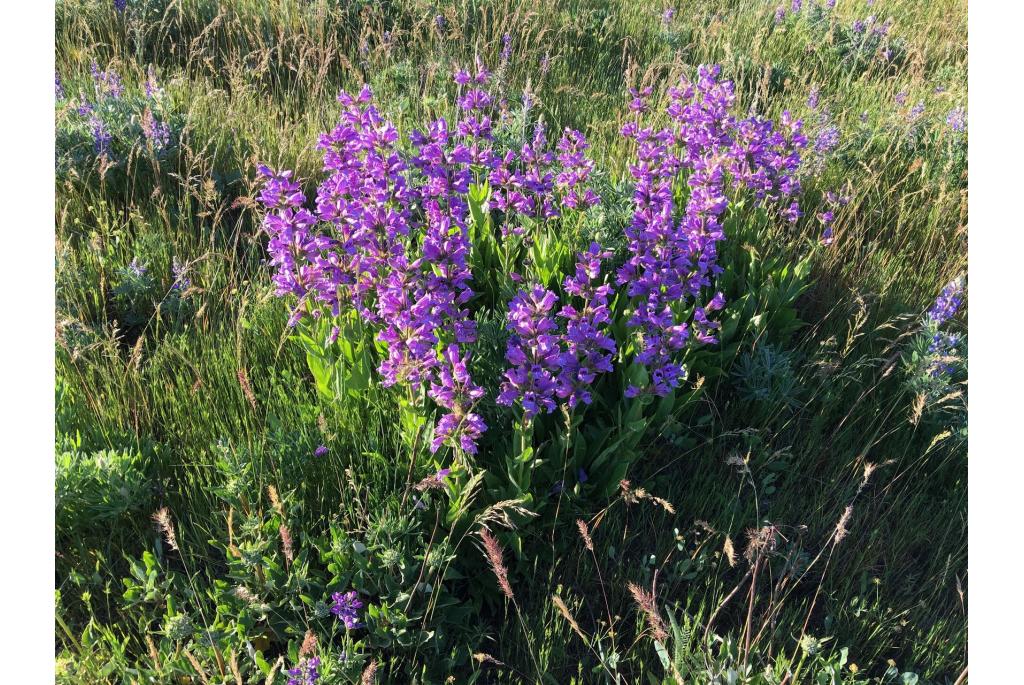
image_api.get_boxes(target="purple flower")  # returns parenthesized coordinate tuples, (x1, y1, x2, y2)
(89, 114, 112, 155)
(286, 657, 320, 685)
(927, 278, 964, 326)
(806, 86, 820, 111)
(90, 61, 123, 100)
(616, 65, 805, 396)
(142, 108, 172, 152)
(429, 346, 487, 454)
(946, 107, 966, 132)
(330, 591, 364, 629)
(145, 65, 163, 99)
(908, 101, 925, 123)
(114, 0, 127, 13)
(814, 125, 840, 154)
(314, 445, 328, 457)
(557, 243, 616, 408)
(55, 72, 65, 100)
(434, 14, 447, 31)
(820, 226, 834, 246)
(790, 0, 802, 12)
(662, 7, 675, 24)
(128, 257, 147, 276)
(497, 285, 564, 420)
(774, 7, 786, 23)
(500, 33, 512, 65)
(895, 91, 908, 106)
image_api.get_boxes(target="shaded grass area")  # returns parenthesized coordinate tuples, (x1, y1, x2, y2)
(55, 1, 966, 682)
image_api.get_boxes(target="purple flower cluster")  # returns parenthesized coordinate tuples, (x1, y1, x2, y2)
(925, 278, 964, 377)
(330, 591, 363, 629)
(257, 64, 601, 453)
(927, 279, 964, 326)
(144, 65, 163, 100)
(814, 125, 841, 155)
(56, 72, 65, 100)
(142, 108, 171, 151)
(497, 285, 564, 419)
(946, 107, 967, 133)
(286, 657, 320, 685)
(615, 65, 805, 396)
(908, 101, 925, 123)
(90, 61, 123, 100)
(817, 188, 850, 246)
(497, 244, 616, 417)
(806, 86, 820, 111)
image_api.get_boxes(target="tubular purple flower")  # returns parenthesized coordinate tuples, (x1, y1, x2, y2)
(617, 65, 805, 396)
(497, 285, 564, 419)
(557, 243, 616, 408)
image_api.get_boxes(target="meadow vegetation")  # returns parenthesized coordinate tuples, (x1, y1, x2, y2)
(55, 1, 967, 682)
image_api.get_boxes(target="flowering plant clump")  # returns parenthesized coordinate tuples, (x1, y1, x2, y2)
(56, 62, 176, 176)
(905, 277, 966, 420)
(257, 62, 818, 504)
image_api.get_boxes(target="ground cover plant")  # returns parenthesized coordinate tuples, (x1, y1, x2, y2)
(55, 0, 967, 683)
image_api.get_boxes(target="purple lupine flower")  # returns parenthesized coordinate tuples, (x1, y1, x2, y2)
(55, 72, 65, 100)
(820, 226, 834, 246)
(434, 14, 447, 31)
(790, 0, 802, 12)
(927, 278, 964, 326)
(946, 107, 966, 132)
(895, 91, 908, 106)
(934, 85, 946, 94)
(826, 0, 837, 8)
(908, 101, 925, 123)
(330, 591, 364, 629)
(144, 65, 163, 99)
(774, 7, 786, 23)
(286, 657, 320, 685)
(806, 86, 820, 111)
(142, 108, 172, 152)
(662, 7, 676, 24)
(128, 257, 147, 276)
(114, 0, 127, 13)
(314, 445, 328, 457)
(90, 61, 123, 99)
(852, 19, 866, 33)
(498, 285, 564, 419)
(814, 125, 840, 154)
(90, 114, 112, 155)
